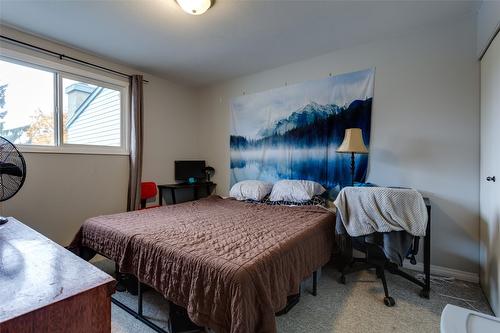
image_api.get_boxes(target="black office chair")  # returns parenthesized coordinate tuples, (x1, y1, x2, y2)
(337, 233, 423, 307)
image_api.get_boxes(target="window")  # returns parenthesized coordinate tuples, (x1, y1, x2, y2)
(0, 55, 128, 154)
(62, 78, 121, 147)
(0, 60, 55, 145)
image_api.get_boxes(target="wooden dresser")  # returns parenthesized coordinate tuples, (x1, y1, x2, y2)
(0, 218, 115, 333)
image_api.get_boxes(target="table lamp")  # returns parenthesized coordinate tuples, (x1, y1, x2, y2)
(336, 128, 369, 186)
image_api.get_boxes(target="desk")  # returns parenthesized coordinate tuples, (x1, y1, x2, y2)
(0, 218, 115, 333)
(158, 182, 216, 205)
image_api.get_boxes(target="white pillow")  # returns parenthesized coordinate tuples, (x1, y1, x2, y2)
(229, 180, 273, 201)
(269, 180, 326, 202)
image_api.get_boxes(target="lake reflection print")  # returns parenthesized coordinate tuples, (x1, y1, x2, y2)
(230, 68, 374, 197)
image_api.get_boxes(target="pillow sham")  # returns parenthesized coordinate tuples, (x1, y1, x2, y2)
(229, 180, 273, 201)
(269, 180, 326, 202)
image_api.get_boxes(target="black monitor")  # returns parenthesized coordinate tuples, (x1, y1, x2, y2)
(175, 160, 206, 182)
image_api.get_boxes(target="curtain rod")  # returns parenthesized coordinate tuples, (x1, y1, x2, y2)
(0, 35, 149, 83)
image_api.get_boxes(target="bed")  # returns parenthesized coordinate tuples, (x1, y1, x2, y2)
(70, 195, 335, 333)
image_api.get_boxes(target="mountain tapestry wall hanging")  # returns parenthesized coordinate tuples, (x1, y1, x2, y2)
(230, 68, 374, 197)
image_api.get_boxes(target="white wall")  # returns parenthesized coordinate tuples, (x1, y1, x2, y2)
(197, 16, 480, 273)
(477, 0, 500, 58)
(142, 75, 200, 187)
(0, 25, 200, 245)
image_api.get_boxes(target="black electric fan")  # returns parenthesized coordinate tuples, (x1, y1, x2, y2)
(0, 136, 26, 225)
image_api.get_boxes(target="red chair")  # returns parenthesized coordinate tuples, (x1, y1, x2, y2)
(140, 182, 160, 209)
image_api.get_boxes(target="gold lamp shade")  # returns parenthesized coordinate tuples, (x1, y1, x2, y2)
(337, 128, 368, 154)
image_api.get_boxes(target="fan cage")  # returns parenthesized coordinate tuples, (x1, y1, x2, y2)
(0, 136, 27, 202)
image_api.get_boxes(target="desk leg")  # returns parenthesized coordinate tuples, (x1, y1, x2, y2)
(158, 188, 163, 206)
(171, 189, 177, 205)
(421, 205, 431, 299)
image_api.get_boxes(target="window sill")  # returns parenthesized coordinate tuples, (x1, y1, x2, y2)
(17, 145, 130, 156)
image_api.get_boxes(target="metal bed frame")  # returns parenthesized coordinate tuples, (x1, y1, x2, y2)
(111, 281, 172, 333)
(111, 270, 319, 333)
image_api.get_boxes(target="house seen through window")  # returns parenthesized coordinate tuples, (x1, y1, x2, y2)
(63, 78, 121, 147)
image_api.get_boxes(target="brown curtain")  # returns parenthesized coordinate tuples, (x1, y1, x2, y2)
(127, 75, 144, 211)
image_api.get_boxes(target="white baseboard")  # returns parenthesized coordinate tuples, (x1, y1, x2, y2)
(402, 262, 479, 283)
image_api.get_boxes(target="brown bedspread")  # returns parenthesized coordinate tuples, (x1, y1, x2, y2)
(70, 196, 335, 333)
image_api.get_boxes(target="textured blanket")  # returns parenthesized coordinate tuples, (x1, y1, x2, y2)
(70, 196, 334, 333)
(334, 187, 428, 237)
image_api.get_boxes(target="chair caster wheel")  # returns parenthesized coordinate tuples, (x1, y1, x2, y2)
(420, 289, 430, 299)
(339, 275, 346, 284)
(384, 296, 395, 307)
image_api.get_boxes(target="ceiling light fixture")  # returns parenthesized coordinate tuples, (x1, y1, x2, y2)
(176, 0, 212, 15)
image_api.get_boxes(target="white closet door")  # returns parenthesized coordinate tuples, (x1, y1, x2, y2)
(480, 31, 500, 316)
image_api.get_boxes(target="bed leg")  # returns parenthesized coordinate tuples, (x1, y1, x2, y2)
(312, 271, 318, 296)
(115, 263, 126, 292)
(138, 279, 143, 316)
(111, 275, 168, 333)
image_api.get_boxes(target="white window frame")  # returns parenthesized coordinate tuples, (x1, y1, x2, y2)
(0, 48, 130, 155)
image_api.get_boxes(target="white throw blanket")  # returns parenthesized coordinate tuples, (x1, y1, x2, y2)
(334, 187, 428, 237)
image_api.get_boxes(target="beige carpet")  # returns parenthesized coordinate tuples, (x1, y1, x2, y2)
(92, 259, 492, 333)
